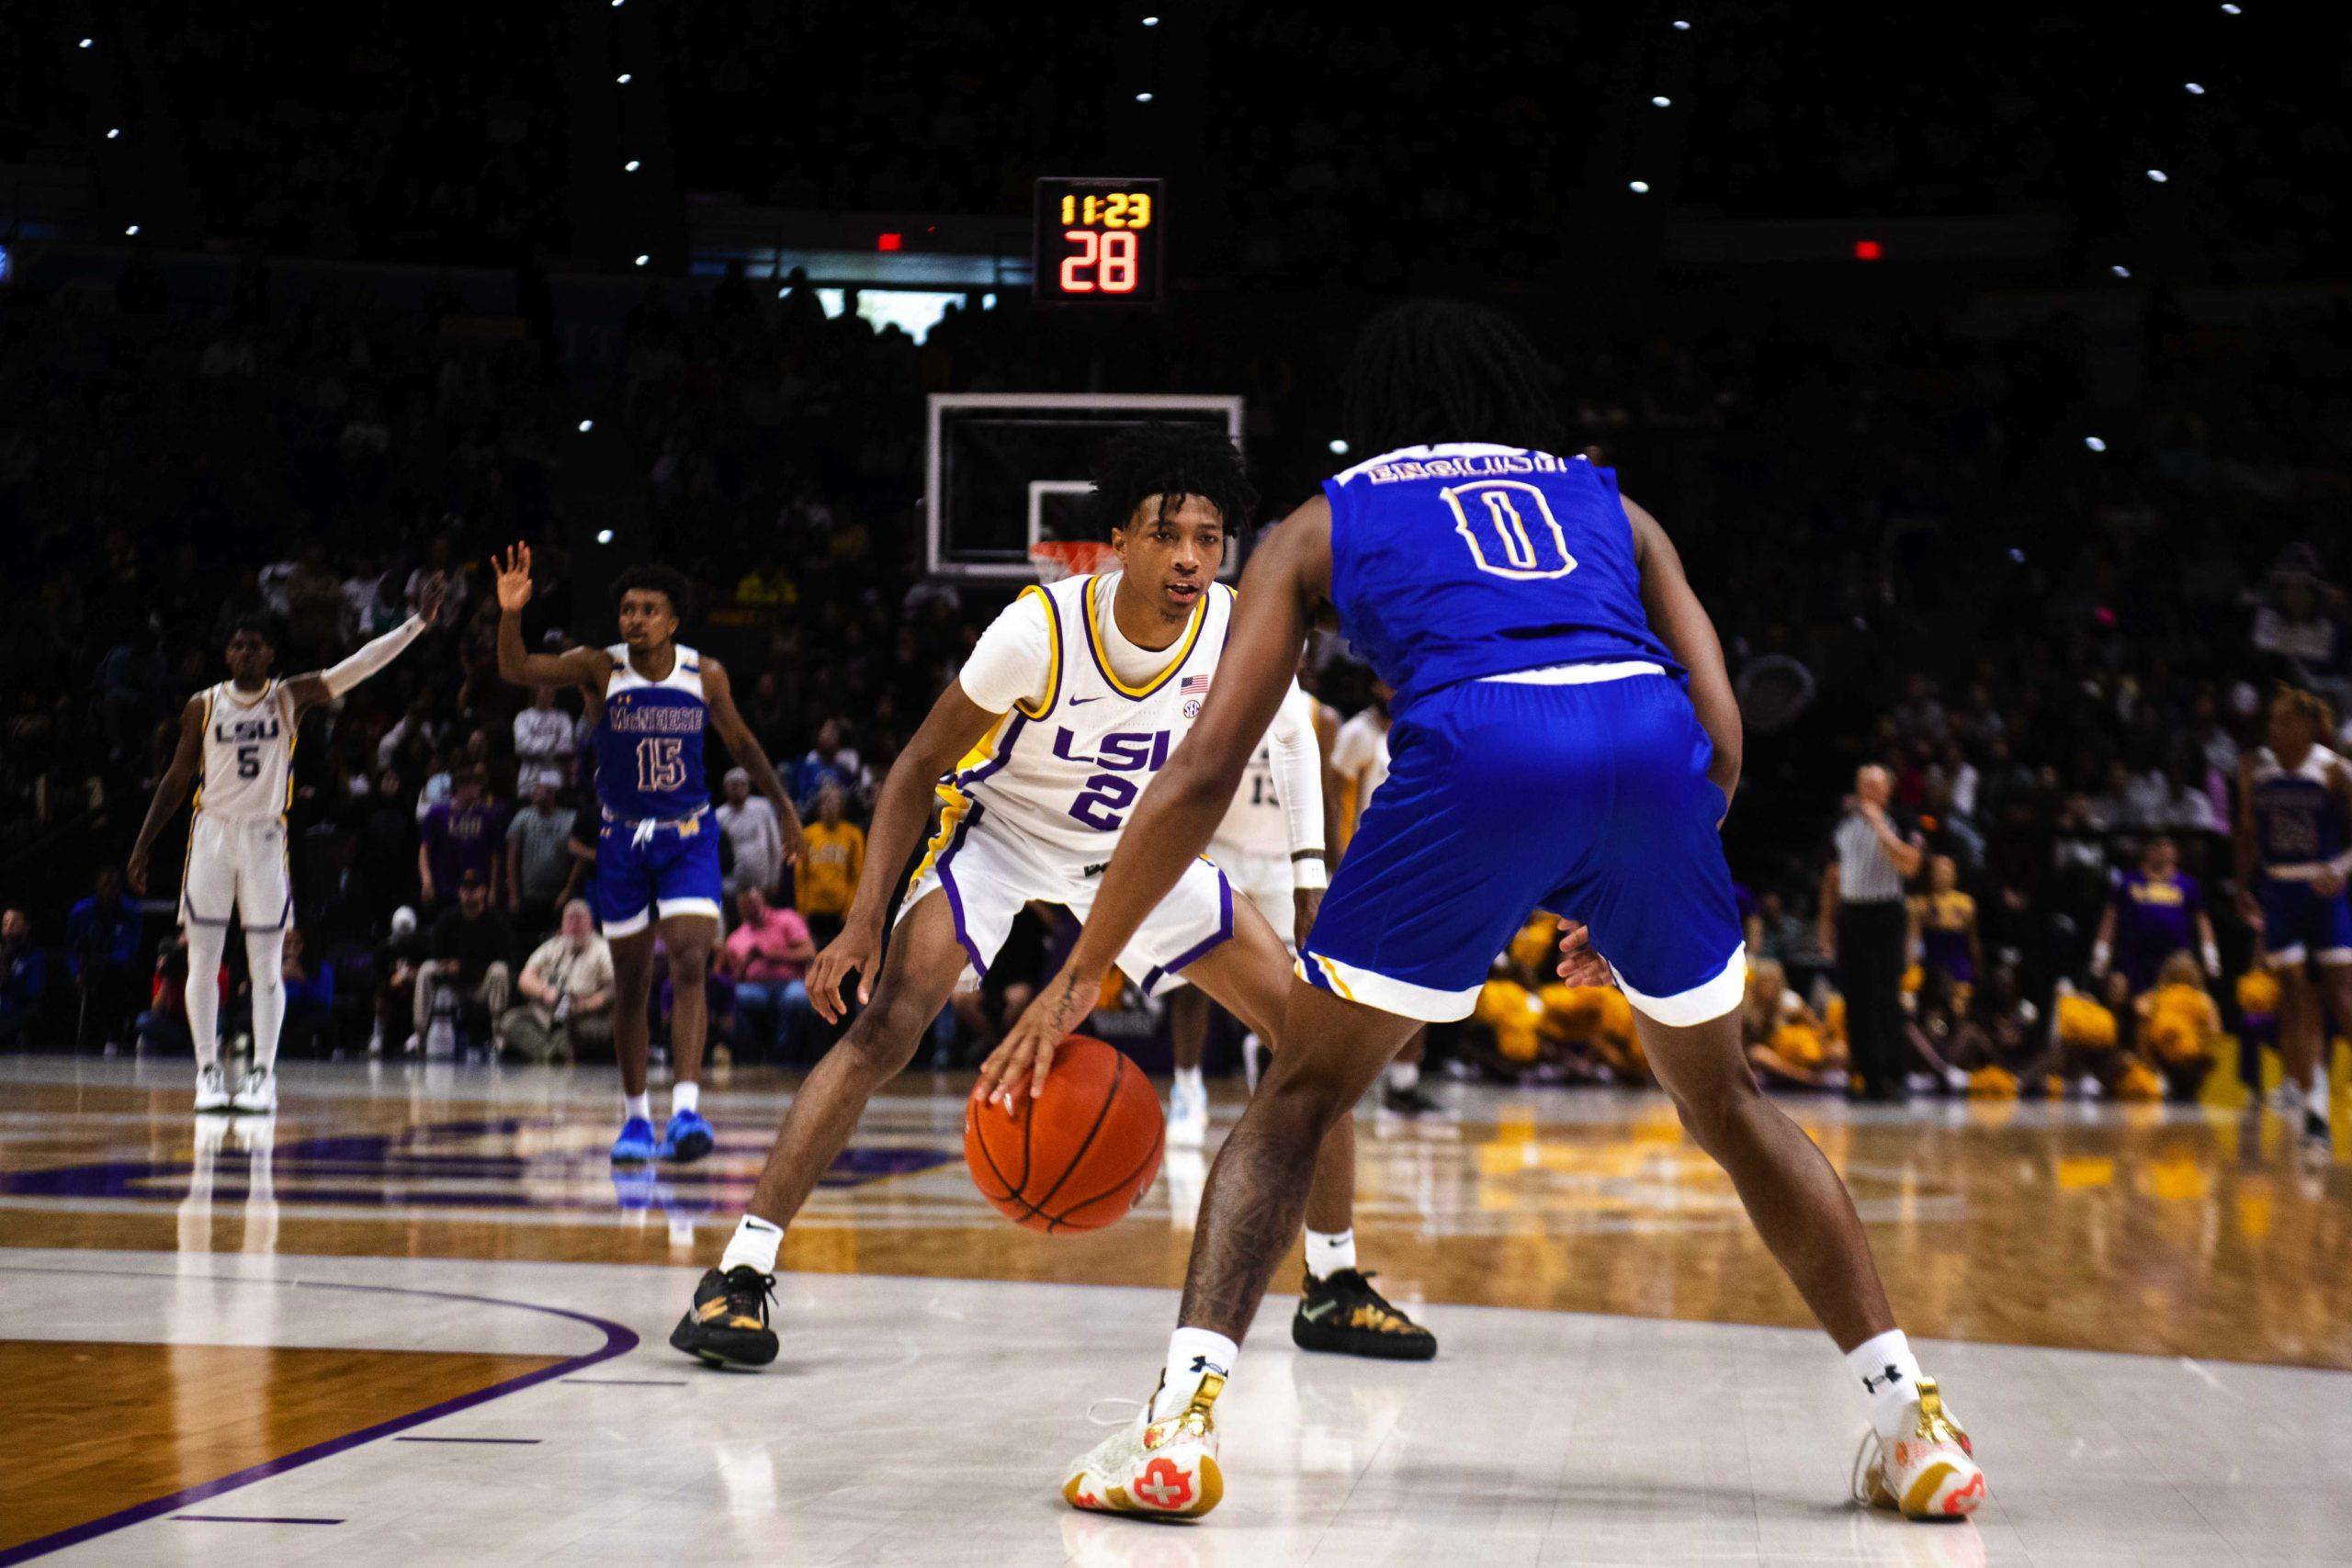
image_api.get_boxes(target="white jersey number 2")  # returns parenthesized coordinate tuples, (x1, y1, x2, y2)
(1441, 480, 1578, 581)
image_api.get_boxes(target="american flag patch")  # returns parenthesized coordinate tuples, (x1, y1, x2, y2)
(1181, 674, 1212, 697)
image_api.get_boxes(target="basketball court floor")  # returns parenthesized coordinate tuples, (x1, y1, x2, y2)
(4, 1054, 2349, 1567)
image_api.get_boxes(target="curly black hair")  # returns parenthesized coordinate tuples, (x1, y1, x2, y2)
(613, 563, 694, 623)
(1342, 299, 1563, 460)
(1088, 422, 1258, 542)
(227, 615, 281, 649)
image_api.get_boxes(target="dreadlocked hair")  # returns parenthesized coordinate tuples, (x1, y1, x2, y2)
(1089, 422, 1258, 541)
(613, 563, 695, 623)
(2272, 682, 2335, 733)
(1342, 299, 1563, 460)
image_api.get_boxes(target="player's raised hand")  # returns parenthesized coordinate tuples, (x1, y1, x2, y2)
(417, 571, 449, 625)
(1555, 919, 1614, 987)
(492, 544, 534, 612)
(976, 961, 1101, 1112)
(808, 919, 879, 1023)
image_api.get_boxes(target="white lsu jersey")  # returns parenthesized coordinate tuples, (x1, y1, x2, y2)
(938, 573, 1234, 863)
(196, 681, 300, 822)
(1209, 681, 1317, 864)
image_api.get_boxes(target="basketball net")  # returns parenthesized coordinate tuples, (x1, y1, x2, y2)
(1027, 539, 1119, 583)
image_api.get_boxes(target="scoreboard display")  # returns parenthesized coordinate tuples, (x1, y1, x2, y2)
(1034, 176, 1165, 305)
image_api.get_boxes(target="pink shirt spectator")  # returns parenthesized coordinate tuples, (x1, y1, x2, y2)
(726, 906, 814, 984)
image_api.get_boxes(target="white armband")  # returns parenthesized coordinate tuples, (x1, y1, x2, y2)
(1266, 681, 1328, 868)
(1291, 852, 1329, 892)
(322, 615, 430, 697)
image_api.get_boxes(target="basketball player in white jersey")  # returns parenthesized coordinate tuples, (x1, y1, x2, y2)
(1163, 675, 1329, 1145)
(129, 585, 445, 1112)
(673, 424, 1433, 1369)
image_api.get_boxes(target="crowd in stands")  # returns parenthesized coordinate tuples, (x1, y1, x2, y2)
(6, 130, 2352, 1095)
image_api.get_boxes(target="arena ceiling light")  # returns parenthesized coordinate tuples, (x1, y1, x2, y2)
(2085, 436, 2108, 452)
(578, 420, 594, 433)
(1329, 439, 1349, 455)
(1651, 96, 1672, 107)
(1629, 180, 1650, 194)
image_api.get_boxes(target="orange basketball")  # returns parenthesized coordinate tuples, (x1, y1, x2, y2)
(964, 1035, 1164, 1233)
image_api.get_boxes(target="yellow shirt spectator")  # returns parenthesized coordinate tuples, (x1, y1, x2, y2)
(2056, 989, 2119, 1050)
(797, 818, 865, 919)
(1475, 979, 1546, 1063)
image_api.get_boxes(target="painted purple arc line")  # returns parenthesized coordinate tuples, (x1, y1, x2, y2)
(0, 1263, 639, 1567)
(174, 1516, 344, 1525)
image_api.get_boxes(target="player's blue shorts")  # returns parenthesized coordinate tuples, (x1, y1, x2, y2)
(596, 808, 724, 936)
(1301, 667, 1747, 1025)
(2257, 875, 2352, 965)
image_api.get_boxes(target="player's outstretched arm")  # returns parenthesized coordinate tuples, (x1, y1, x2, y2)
(1623, 494, 1741, 809)
(126, 695, 205, 897)
(977, 498, 1330, 1109)
(701, 657, 805, 865)
(284, 577, 447, 716)
(490, 543, 613, 691)
(806, 679, 1001, 1022)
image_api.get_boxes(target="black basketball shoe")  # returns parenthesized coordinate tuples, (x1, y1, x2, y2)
(670, 1266, 779, 1368)
(1291, 1269, 1437, 1360)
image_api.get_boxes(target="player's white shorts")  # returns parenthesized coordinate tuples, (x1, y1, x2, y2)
(899, 808, 1233, 998)
(181, 813, 291, 931)
(1156, 851, 1294, 996)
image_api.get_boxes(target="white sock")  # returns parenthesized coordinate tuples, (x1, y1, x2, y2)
(1152, 1326, 1238, 1421)
(1305, 1228, 1356, 1280)
(719, 1213, 783, 1276)
(1846, 1328, 1928, 1440)
(625, 1091, 651, 1122)
(672, 1080, 700, 1116)
(245, 929, 286, 1071)
(1386, 1060, 1419, 1092)
(2309, 1061, 2331, 1118)
(1173, 1065, 1204, 1100)
(186, 922, 226, 1070)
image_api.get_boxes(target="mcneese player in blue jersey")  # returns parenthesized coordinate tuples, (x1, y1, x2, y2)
(2234, 684, 2352, 1154)
(982, 302, 1986, 1523)
(492, 545, 804, 1165)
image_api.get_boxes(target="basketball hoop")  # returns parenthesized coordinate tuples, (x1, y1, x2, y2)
(1027, 539, 1118, 582)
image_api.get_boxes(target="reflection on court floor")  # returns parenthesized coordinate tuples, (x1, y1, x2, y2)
(2, 1056, 2350, 1565)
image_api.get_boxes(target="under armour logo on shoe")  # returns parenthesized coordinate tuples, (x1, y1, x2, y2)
(1187, 1355, 1229, 1377)
(1861, 1365, 1905, 1393)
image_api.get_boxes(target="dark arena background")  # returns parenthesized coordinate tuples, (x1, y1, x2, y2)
(3, 5, 2351, 1564)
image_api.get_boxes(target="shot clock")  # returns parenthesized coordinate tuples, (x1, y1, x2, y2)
(1034, 176, 1165, 305)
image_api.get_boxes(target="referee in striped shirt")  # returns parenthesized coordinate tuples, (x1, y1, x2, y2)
(1818, 765, 1924, 1102)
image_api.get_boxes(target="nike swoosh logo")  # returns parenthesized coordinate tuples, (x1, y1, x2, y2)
(1068, 695, 1102, 706)
(1301, 1301, 1338, 1321)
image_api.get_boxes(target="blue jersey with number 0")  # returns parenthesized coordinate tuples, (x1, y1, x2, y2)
(595, 643, 709, 819)
(1322, 444, 1682, 713)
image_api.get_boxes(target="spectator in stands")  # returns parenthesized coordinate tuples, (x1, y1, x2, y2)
(513, 685, 572, 791)
(0, 908, 45, 1049)
(418, 766, 507, 909)
(1821, 765, 1922, 1101)
(374, 906, 426, 1055)
(716, 766, 786, 902)
(277, 928, 336, 1056)
(504, 778, 573, 936)
(413, 871, 513, 1050)
(719, 887, 815, 1060)
(795, 784, 864, 946)
(1909, 855, 1980, 998)
(498, 899, 615, 1063)
(66, 867, 143, 1050)
(1744, 956, 1846, 1090)
(791, 717, 871, 812)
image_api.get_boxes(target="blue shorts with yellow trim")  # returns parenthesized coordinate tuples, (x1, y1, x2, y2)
(1301, 671, 1746, 1025)
(597, 810, 723, 936)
